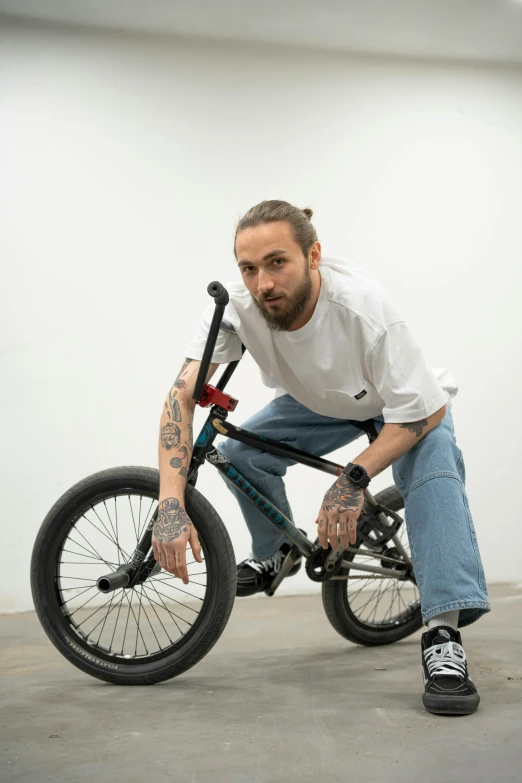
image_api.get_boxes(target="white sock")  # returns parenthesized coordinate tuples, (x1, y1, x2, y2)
(427, 610, 459, 632)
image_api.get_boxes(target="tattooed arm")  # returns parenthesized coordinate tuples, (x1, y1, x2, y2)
(155, 357, 219, 580)
(159, 357, 219, 491)
(352, 404, 447, 480)
(316, 405, 446, 551)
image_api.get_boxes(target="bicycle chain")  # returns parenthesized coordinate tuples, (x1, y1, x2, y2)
(342, 545, 407, 566)
(328, 545, 411, 581)
(331, 575, 392, 580)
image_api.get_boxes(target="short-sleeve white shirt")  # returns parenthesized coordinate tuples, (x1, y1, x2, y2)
(185, 257, 455, 423)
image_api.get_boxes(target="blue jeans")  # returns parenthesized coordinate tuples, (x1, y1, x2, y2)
(217, 394, 490, 628)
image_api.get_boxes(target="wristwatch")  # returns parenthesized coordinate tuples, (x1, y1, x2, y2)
(342, 462, 371, 489)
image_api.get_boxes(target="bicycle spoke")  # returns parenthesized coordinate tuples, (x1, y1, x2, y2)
(96, 590, 116, 646)
(142, 584, 192, 631)
(153, 574, 204, 583)
(60, 585, 98, 591)
(62, 548, 118, 566)
(146, 584, 196, 625)
(137, 497, 156, 541)
(144, 580, 200, 613)
(394, 583, 410, 615)
(354, 580, 381, 620)
(90, 503, 121, 550)
(68, 530, 115, 570)
(134, 586, 148, 656)
(382, 583, 396, 624)
(128, 495, 139, 544)
(144, 582, 185, 636)
(101, 498, 120, 550)
(60, 561, 116, 566)
(357, 579, 386, 621)
(149, 577, 205, 602)
(180, 571, 207, 577)
(109, 592, 126, 651)
(140, 585, 177, 644)
(59, 584, 98, 604)
(154, 575, 207, 589)
(121, 590, 149, 657)
(120, 595, 132, 654)
(114, 496, 121, 567)
(137, 586, 164, 650)
(347, 576, 375, 603)
(73, 589, 123, 627)
(81, 592, 125, 638)
(368, 581, 387, 624)
(82, 512, 131, 562)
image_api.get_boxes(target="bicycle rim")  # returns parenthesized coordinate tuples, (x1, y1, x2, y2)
(51, 488, 212, 665)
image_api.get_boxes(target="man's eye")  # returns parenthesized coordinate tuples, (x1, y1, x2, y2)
(273, 259, 284, 266)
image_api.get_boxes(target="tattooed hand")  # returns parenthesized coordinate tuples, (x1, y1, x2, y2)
(315, 474, 365, 551)
(152, 497, 203, 583)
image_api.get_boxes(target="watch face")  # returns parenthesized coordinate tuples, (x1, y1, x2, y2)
(350, 466, 366, 482)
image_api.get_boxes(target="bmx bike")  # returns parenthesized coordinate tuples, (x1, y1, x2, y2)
(31, 282, 421, 685)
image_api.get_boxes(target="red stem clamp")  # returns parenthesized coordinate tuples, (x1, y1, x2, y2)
(197, 384, 238, 411)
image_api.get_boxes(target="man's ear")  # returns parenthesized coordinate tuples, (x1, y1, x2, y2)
(309, 241, 321, 269)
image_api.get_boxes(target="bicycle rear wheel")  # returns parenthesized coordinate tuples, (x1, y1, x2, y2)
(31, 466, 236, 684)
(322, 486, 422, 646)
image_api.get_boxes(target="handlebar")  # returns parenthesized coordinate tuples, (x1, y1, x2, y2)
(206, 281, 229, 307)
(192, 281, 241, 403)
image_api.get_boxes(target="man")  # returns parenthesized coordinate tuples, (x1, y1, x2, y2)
(154, 200, 489, 716)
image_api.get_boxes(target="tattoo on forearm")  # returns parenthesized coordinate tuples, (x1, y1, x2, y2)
(161, 359, 195, 476)
(153, 497, 192, 543)
(173, 358, 193, 391)
(161, 422, 181, 450)
(322, 474, 363, 513)
(167, 358, 194, 421)
(169, 393, 181, 422)
(399, 418, 429, 438)
(161, 423, 193, 477)
(169, 439, 192, 478)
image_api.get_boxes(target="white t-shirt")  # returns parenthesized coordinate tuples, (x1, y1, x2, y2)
(185, 257, 456, 423)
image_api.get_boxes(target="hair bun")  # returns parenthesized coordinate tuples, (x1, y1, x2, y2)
(302, 207, 313, 221)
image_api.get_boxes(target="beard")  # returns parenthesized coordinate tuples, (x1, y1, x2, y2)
(252, 264, 313, 332)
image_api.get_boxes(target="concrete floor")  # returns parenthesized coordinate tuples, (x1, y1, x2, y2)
(1, 583, 522, 783)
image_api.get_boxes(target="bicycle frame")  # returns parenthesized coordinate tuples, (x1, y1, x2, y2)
(101, 281, 408, 594)
(187, 403, 406, 578)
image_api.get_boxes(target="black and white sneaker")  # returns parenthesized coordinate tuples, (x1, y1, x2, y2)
(421, 625, 480, 715)
(236, 539, 303, 597)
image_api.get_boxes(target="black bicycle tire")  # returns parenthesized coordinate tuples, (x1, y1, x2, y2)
(321, 485, 422, 646)
(30, 466, 236, 684)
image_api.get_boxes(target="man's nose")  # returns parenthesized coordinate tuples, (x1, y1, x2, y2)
(257, 269, 275, 296)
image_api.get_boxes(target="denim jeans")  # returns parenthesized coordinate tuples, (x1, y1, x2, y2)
(217, 394, 490, 628)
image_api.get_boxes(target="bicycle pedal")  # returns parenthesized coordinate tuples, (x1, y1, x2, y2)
(264, 549, 300, 597)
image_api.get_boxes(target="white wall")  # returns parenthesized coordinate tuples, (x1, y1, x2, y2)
(1, 19, 521, 612)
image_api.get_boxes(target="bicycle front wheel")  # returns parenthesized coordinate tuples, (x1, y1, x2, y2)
(31, 466, 236, 684)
